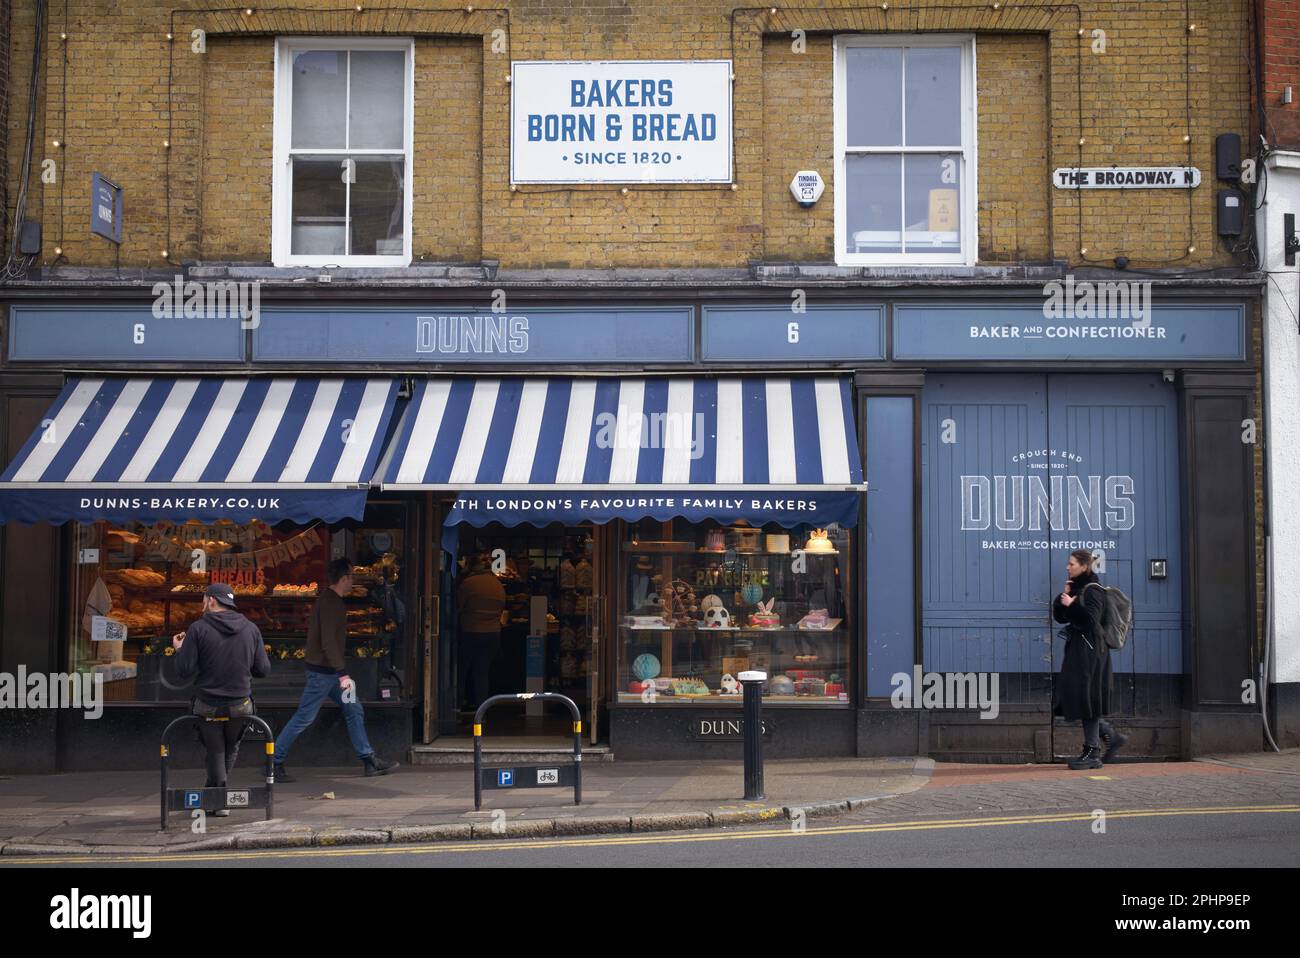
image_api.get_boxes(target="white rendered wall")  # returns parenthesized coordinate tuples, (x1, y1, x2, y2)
(1261, 151, 1300, 685)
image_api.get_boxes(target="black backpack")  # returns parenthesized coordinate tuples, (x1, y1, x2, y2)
(1083, 582, 1133, 651)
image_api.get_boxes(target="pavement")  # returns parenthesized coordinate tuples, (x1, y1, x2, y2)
(0, 749, 1297, 857)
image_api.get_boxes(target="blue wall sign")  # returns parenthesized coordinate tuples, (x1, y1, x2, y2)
(91, 173, 122, 244)
(253, 306, 694, 363)
(894, 303, 1246, 362)
(8, 305, 245, 362)
(498, 770, 514, 787)
(702, 304, 884, 362)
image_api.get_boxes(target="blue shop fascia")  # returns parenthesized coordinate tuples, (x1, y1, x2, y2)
(0, 279, 1268, 769)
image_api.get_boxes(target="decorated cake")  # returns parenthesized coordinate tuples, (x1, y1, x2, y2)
(798, 608, 830, 629)
(670, 677, 711, 696)
(804, 529, 837, 553)
(703, 529, 726, 551)
(748, 597, 780, 628)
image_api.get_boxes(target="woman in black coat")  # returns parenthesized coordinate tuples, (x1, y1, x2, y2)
(1052, 549, 1128, 769)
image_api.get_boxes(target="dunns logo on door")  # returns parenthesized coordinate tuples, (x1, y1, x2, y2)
(958, 450, 1134, 551)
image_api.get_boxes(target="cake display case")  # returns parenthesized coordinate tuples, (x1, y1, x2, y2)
(618, 518, 851, 705)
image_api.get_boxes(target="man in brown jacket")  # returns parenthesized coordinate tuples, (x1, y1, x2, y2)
(272, 558, 398, 781)
(457, 553, 507, 711)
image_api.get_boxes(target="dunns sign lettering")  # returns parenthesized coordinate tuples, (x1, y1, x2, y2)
(415, 316, 529, 355)
(958, 450, 1133, 552)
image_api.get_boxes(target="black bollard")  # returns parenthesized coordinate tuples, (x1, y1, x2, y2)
(739, 670, 767, 800)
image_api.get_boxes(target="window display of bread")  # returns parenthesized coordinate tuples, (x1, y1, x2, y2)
(114, 596, 166, 632)
(353, 552, 400, 582)
(113, 568, 166, 588)
(271, 582, 318, 596)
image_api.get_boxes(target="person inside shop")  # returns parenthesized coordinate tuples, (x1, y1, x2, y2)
(272, 558, 399, 781)
(172, 583, 272, 814)
(457, 551, 507, 712)
(1053, 549, 1128, 769)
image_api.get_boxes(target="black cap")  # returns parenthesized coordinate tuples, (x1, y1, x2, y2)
(205, 582, 237, 609)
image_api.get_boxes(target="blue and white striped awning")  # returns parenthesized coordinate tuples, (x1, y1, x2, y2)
(0, 377, 400, 524)
(377, 377, 864, 490)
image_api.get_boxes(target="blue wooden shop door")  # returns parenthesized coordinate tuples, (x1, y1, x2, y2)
(921, 373, 1183, 758)
(1046, 374, 1183, 730)
(921, 374, 1055, 709)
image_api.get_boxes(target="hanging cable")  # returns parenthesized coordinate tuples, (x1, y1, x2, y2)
(1, 0, 47, 281)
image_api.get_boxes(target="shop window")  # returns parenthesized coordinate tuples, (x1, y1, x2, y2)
(272, 38, 413, 267)
(618, 519, 852, 706)
(68, 503, 411, 704)
(834, 35, 976, 266)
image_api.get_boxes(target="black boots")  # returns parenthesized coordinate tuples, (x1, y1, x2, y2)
(363, 755, 399, 777)
(1068, 745, 1104, 770)
(1101, 730, 1130, 763)
(272, 763, 295, 783)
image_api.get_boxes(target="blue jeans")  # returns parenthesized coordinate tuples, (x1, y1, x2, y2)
(274, 670, 374, 764)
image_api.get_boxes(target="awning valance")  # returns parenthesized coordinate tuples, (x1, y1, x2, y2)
(0, 377, 400, 524)
(377, 376, 865, 491)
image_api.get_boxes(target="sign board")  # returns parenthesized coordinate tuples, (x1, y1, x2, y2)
(702, 304, 884, 362)
(90, 615, 128, 643)
(689, 717, 773, 742)
(511, 60, 733, 183)
(893, 304, 1246, 362)
(9, 305, 244, 362)
(481, 764, 577, 790)
(91, 173, 122, 243)
(254, 306, 693, 364)
(1053, 167, 1201, 189)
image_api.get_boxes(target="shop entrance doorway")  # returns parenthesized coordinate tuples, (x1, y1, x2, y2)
(448, 523, 599, 741)
(921, 373, 1183, 760)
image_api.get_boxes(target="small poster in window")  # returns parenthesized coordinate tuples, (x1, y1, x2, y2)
(90, 615, 128, 643)
(928, 188, 958, 231)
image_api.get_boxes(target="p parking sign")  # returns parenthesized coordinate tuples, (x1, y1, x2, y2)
(498, 769, 514, 787)
(184, 790, 202, 809)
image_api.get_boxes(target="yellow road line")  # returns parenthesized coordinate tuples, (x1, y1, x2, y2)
(3, 804, 1297, 865)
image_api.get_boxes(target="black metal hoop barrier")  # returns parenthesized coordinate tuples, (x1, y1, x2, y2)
(472, 692, 582, 811)
(159, 713, 276, 831)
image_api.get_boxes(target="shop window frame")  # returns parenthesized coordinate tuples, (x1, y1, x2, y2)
(271, 36, 415, 268)
(612, 518, 857, 709)
(833, 33, 978, 268)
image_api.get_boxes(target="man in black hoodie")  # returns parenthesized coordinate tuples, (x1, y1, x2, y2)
(173, 583, 272, 802)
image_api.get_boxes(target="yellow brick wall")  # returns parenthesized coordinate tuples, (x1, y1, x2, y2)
(4, 0, 1252, 271)
(199, 35, 481, 263)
